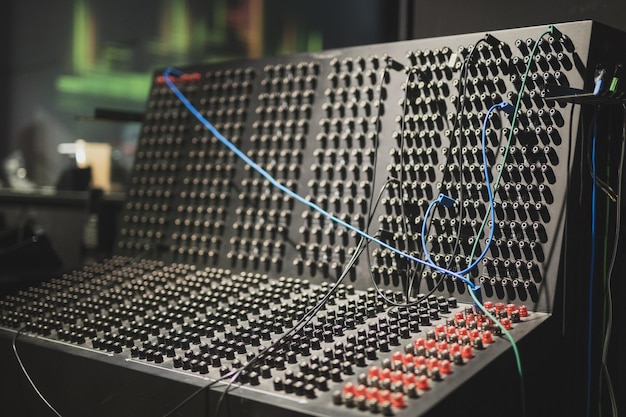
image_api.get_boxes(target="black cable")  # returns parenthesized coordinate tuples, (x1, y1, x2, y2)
(438, 38, 493, 263)
(366, 40, 491, 304)
(164, 63, 394, 417)
(213, 238, 368, 416)
(396, 68, 420, 293)
(364, 179, 446, 307)
(407, 37, 493, 293)
(585, 117, 619, 202)
(364, 63, 449, 307)
(12, 327, 64, 417)
(161, 374, 233, 417)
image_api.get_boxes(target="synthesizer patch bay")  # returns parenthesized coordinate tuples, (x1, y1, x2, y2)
(2, 20, 625, 417)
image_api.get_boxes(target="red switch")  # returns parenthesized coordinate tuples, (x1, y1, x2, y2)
(461, 344, 473, 359)
(500, 317, 512, 330)
(414, 355, 426, 367)
(437, 340, 448, 352)
(378, 389, 391, 404)
(403, 373, 416, 385)
(366, 386, 379, 400)
(343, 382, 355, 396)
(417, 375, 430, 391)
(368, 366, 380, 379)
(391, 370, 403, 383)
(519, 305, 529, 317)
(391, 392, 406, 408)
(414, 337, 426, 349)
(439, 359, 452, 374)
(354, 384, 367, 399)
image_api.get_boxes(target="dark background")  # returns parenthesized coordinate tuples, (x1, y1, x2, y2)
(407, 0, 626, 39)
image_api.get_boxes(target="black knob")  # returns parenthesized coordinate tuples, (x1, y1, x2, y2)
(261, 365, 272, 379)
(273, 377, 284, 390)
(294, 381, 305, 396)
(249, 371, 260, 386)
(355, 353, 366, 367)
(305, 384, 316, 398)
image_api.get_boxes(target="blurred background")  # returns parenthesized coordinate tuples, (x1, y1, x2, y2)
(0, 0, 401, 193)
(1, 0, 625, 284)
(0, 0, 401, 285)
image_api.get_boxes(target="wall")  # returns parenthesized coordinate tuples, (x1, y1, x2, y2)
(409, 0, 626, 38)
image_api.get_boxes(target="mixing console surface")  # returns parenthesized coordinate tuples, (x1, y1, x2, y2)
(0, 257, 548, 416)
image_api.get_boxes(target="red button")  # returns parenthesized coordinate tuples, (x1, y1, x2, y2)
(391, 392, 406, 408)
(403, 353, 414, 365)
(343, 382, 355, 396)
(506, 303, 517, 315)
(482, 330, 493, 344)
(519, 305, 529, 317)
(366, 386, 379, 400)
(368, 366, 380, 379)
(378, 389, 391, 403)
(484, 301, 494, 309)
(392, 351, 403, 363)
(414, 355, 426, 367)
(439, 359, 451, 374)
(437, 341, 448, 352)
(449, 342, 461, 355)
(403, 373, 416, 385)
(425, 339, 437, 350)
(380, 368, 392, 381)
(427, 357, 439, 370)
(414, 338, 426, 349)
(417, 375, 430, 390)
(500, 317, 512, 330)
(435, 324, 445, 335)
(461, 345, 473, 359)
(495, 302, 505, 313)
(354, 384, 367, 398)
(469, 329, 480, 341)
(391, 370, 403, 383)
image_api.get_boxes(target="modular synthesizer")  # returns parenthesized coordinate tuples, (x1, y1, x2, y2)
(1, 20, 625, 417)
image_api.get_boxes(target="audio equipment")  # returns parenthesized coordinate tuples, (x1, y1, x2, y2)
(2, 20, 624, 417)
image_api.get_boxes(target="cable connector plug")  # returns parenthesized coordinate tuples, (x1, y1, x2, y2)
(436, 193, 456, 208)
(609, 64, 623, 94)
(548, 25, 564, 41)
(483, 33, 501, 48)
(471, 285, 483, 310)
(497, 101, 515, 118)
(594, 64, 608, 96)
(383, 54, 407, 72)
(165, 67, 183, 77)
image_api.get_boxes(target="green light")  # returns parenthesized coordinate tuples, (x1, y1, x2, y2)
(171, 0, 190, 52)
(212, 0, 227, 43)
(307, 31, 323, 52)
(56, 72, 151, 102)
(73, 0, 91, 74)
